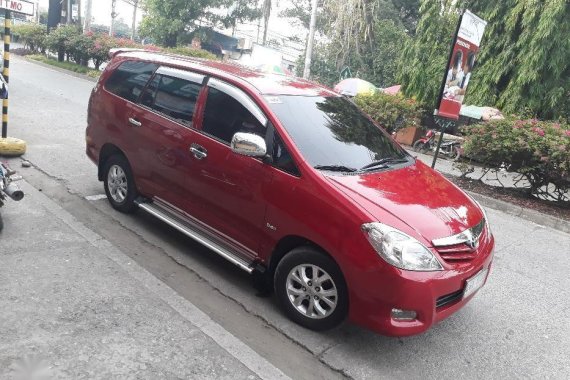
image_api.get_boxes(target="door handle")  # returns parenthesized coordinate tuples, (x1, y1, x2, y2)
(128, 117, 142, 127)
(190, 143, 207, 160)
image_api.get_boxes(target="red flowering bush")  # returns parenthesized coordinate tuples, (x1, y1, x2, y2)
(462, 118, 570, 204)
(88, 34, 123, 69)
(44, 28, 217, 70)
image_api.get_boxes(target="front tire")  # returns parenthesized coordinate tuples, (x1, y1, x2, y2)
(412, 140, 429, 154)
(103, 155, 138, 213)
(274, 247, 348, 331)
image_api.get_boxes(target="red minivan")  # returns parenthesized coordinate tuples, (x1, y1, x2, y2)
(86, 50, 494, 336)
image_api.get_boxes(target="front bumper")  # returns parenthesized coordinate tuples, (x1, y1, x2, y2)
(346, 234, 495, 336)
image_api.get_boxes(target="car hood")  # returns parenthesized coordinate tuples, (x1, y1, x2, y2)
(325, 160, 483, 243)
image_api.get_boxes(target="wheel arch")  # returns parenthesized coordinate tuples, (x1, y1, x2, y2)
(98, 143, 127, 181)
(267, 235, 342, 279)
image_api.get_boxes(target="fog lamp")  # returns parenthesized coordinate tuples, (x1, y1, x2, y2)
(391, 308, 417, 321)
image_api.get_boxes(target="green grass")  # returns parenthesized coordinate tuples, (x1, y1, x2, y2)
(27, 55, 101, 79)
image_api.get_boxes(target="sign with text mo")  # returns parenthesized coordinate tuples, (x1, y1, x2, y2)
(0, 0, 35, 16)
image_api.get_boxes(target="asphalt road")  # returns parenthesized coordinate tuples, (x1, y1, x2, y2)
(3, 55, 570, 379)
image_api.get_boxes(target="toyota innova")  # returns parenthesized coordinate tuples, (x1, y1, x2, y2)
(86, 50, 494, 336)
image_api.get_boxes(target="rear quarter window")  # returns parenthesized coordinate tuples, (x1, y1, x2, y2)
(105, 60, 159, 103)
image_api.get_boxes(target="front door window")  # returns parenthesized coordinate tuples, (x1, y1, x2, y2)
(202, 86, 266, 143)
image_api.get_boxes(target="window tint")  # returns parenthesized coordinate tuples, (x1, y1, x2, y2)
(268, 96, 408, 170)
(105, 61, 158, 102)
(140, 74, 201, 126)
(273, 132, 299, 176)
(202, 87, 265, 144)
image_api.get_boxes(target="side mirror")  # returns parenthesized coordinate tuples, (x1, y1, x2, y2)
(231, 132, 267, 158)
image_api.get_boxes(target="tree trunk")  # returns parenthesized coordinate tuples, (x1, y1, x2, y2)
(262, 0, 271, 46)
(164, 34, 178, 48)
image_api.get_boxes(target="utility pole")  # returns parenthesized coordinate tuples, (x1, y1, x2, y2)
(131, 0, 138, 40)
(109, 0, 117, 36)
(67, 0, 72, 23)
(83, 0, 92, 32)
(303, 0, 318, 79)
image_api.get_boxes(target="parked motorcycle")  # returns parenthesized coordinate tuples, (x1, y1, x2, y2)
(412, 130, 462, 161)
(0, 162, 24, 231)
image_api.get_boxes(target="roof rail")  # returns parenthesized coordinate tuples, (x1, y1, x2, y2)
(108, 48, 148, 59)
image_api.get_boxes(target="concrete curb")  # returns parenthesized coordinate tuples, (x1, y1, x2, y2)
(468, 191, 570, 235)
(16, 54, 99, 83)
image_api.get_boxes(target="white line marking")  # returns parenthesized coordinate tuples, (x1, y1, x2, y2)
(85, 194, 107, 201)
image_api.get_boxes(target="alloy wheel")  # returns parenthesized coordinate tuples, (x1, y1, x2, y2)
(107, 164, 128, 204)
(285, 264, 338, 319)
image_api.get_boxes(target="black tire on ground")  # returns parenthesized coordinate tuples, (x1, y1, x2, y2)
(103, 154, 138, 213)
(274, 247, 348, 331)
(0, 211, 3, 231)
(412, 140, 429, 154)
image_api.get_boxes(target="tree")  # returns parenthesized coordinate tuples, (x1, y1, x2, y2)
(139, 0, 225, 47)
(467, 0, 570, 120)
(399, 0, 570, 120)
(262, 0, 272, 45)
(298, 0, 412, 87)
(398, 0, 460, 109)
(221, 1, 262, 36)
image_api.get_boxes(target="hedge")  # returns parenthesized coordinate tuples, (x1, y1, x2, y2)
(13, 23, 217, 70)
(354, 92, 422, 133)
(462, 118, 570, 204)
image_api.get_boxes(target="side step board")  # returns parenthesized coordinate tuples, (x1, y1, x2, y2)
(135, 200, 255, 274)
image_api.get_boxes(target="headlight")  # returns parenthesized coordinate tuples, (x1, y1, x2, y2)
(362, 223, 443, 271)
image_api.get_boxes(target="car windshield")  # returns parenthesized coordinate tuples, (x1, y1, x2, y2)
(267, 95, 409, 172)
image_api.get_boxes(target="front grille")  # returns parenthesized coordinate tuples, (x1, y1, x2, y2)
(436, 289, 464, 309)
(434, 221, 488, 263)
(436, 243, 476, 262)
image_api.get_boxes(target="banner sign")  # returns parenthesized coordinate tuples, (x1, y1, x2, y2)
(437, 10, 487, 120)
(0, 0, 35, 16)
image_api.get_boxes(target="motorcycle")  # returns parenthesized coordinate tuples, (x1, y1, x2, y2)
(0, 161, 24, 231)
(412, 129, 462, 161)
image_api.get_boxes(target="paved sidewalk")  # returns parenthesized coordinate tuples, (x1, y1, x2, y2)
(409, 148, 525, 188)
(0, 179, 288, 380)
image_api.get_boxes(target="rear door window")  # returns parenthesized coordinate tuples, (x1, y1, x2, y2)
(105, 61, 159, 102)
(139, 74, 202, 126)
(140, 67, 204, 126)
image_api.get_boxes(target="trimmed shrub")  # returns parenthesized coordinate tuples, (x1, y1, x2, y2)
(12, 23, 47, 53)
(45, 25, 80, 62)
(462, 118, 570, 204)
(88, 34, 120, 70)
(163, 46, 217, 60)
(67, 33, 93, 66)
(354, 92, 422, 133)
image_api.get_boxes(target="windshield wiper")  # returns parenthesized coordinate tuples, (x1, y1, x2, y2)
(314, 164, 357, 173)
(359, 157, 409, 172)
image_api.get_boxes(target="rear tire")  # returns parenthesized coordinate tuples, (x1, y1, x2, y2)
(274, 247, 348, 331)
(450, 145, 461, 161)
(103, 155, 138, 213)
